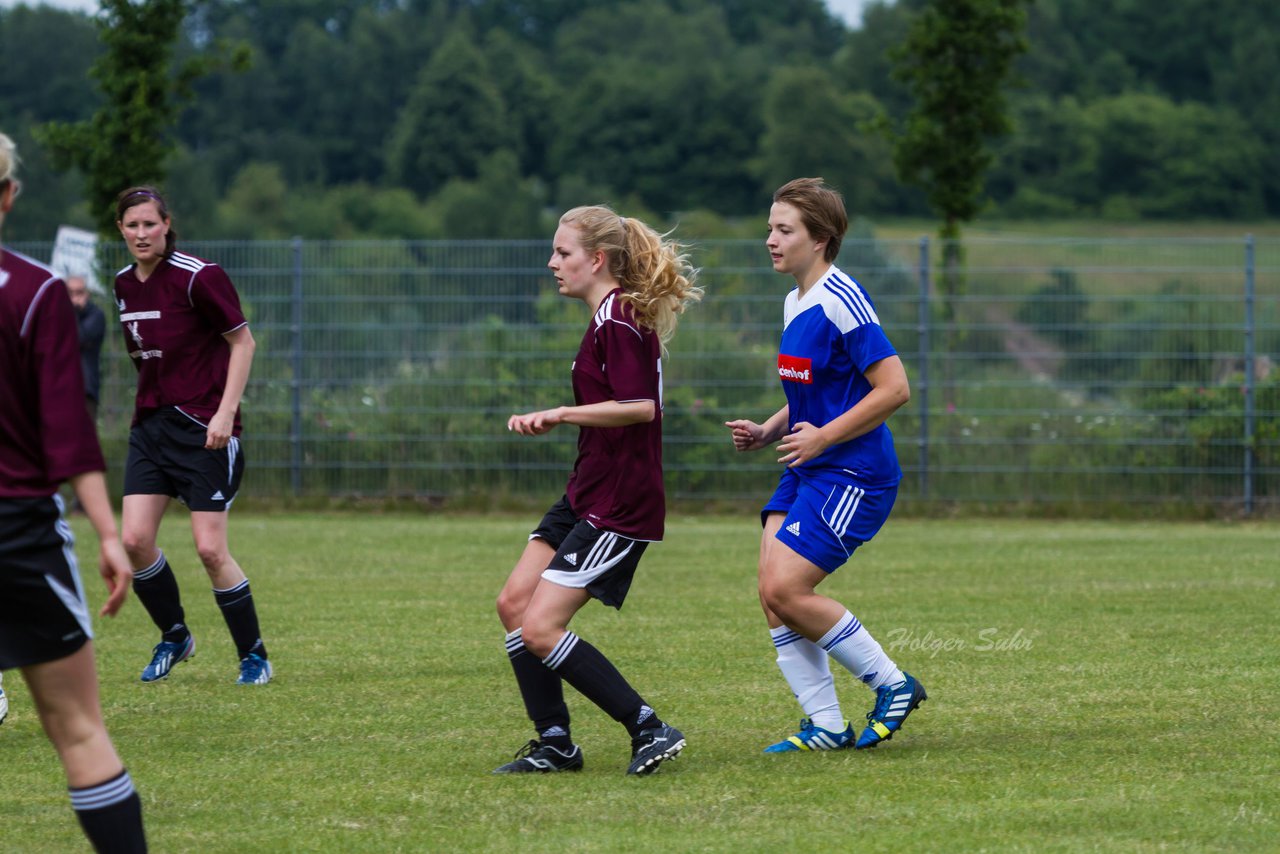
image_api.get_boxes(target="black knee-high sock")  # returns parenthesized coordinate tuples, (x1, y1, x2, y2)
(70, 768, 147, 854)
(131, 552, 187, 643)
(505, 629, 572, 746)
(213, 579, 266, 660)
(542, 631, 662, 739)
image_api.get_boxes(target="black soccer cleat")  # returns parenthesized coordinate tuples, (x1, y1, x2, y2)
(493, 739, 584, 774)
(626, 724, 686, 776)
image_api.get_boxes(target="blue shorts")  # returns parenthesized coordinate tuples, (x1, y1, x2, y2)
(762, 468, 898, 573)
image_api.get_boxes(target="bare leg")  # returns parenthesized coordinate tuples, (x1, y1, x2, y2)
(120, 494, 169, 570)
(496, 537, 558, 632)
(22, 643, 121, 788)
(190, 511, 245, 589)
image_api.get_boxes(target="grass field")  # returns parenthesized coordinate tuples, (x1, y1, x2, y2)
(5, 513, 1278, 852)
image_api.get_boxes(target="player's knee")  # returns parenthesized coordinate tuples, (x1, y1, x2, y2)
(519, 622, 556, 659)
(495, 589, 524, 628)
(758, 575, 799, 621)
(120, 532, 155, 565)
(194, 542, 229, 573)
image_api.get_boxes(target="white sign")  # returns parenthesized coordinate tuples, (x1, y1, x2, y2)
(51, 225, 103, 294)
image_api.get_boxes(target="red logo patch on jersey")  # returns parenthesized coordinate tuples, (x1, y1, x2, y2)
(778, 354, 813, 384)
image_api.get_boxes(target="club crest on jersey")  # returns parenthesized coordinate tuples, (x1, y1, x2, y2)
(778, 354, 813, 384)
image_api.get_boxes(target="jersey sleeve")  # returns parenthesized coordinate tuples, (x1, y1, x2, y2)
(601, 310, 658, 404)
(192, 264, 247, 335)
(31, 281, 107, 481)
(845, 322, 898, 374)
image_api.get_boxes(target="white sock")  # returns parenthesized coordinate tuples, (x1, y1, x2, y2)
(770, 625, 843, 731)
(818, 610, 904, 691)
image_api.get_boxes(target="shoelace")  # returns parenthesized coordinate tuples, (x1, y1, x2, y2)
(512, 739, 540, 761)
(866, 685, 897, 724)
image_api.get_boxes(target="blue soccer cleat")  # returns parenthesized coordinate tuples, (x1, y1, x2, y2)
(140, 635, 196, 683)
(856, 672, 927, 749)
(764, 718, 855, 753)
(237, 653, 273, 685)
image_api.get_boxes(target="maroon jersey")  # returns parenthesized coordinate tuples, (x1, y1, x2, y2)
(565, 288, 666, 541)
(113, 252, 248, 433)
(0, 248, 106, 497)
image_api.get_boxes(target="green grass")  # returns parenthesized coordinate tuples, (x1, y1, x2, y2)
(6, 514, 1279, 852)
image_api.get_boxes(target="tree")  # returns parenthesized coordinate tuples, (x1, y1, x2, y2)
(385, 27, 513, 199)
(756, 67, 899, 215)
(1085, 94, 1266, 219)
(37, 0, 244, 234)
(889, 0, 1030, 405)
(547, 1, 759, 213)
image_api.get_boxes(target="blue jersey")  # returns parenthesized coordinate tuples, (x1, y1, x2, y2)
(777, 266, 902, 487)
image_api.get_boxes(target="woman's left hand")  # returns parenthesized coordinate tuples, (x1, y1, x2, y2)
(508, 408, 564, 436)
(206, 412, 234, 449)
(777, 421, 830, 467)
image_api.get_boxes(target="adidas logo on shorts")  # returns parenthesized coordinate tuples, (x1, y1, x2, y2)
(786, 521, 801, 537)
(211, 490, 225, 501)
(564, 553, 578, 566)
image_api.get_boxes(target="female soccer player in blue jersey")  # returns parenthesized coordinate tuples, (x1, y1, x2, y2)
(726, 178, 926, 753)
(113, 187, 272, 686)
(1, 132, 148, 852)
(494, 205, 701, 775)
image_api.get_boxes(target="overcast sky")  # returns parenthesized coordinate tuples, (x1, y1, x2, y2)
(3, 0, 876, 28)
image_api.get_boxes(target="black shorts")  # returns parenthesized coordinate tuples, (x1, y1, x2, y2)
(530, 495, 649, 609)
(124, 408, 244, 512)
(0, 496, 93, 669)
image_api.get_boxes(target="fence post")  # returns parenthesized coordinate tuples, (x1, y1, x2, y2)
(1243, 234, 1256, 516)
(918, 236, 930, 499)
(290, 236, 304, 498)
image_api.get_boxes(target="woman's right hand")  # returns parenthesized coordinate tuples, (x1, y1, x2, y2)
(98, 537, 134, 618)
(724, 419, 768, 452)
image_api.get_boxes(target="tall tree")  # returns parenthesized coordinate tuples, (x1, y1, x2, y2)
(385, 27, 512, 199)
(756, 66, 899, 215)
(889, 0, 1030, 404)
(38, 0, 242, 234)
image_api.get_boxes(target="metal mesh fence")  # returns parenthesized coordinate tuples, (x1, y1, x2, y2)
(18, 235, 1276, 516)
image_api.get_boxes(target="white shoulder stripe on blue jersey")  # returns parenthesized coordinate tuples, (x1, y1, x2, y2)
(825, 269, 880, 327)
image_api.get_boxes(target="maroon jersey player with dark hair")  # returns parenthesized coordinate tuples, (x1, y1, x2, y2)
(113, 186, 273, 686)
(493, 205, 701, 776)
(1, 131, 148, 853)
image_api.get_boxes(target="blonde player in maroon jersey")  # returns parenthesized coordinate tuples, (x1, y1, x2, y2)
(1, 132, 148, 852)
(493, 206, 701, 776)
(112, 186, 272, 686)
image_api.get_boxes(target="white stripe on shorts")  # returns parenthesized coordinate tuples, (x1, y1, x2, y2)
(827, 485, 865, 537)
(541, 533, 635, 590)
(49, 495, 93, 640)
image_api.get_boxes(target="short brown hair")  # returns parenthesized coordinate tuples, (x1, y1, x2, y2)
(772, 177, 848, 263)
